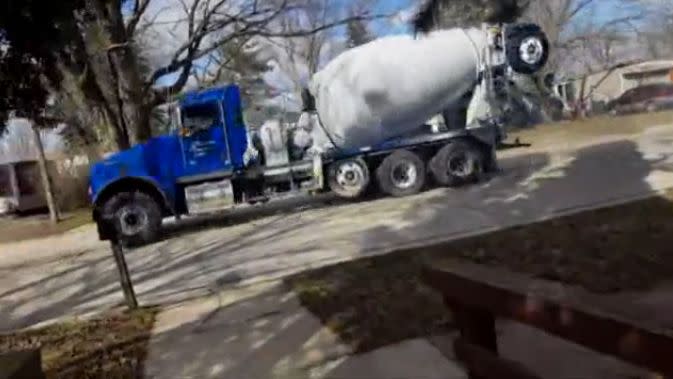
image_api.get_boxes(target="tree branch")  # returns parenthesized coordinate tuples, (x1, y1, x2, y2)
(126, 0, 153, 36)
(251, 13, 390, 38)
(147, 1, 389, 103)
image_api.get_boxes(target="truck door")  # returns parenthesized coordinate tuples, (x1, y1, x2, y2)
(179, 101, 232, 180)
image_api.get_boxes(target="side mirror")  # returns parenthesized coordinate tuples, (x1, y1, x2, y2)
(169, 102, 183, 134)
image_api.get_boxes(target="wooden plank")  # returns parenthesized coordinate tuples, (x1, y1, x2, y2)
(0, 350, 45, 379)
(423, 261, 673, 376)
(454, 339, 543, 379)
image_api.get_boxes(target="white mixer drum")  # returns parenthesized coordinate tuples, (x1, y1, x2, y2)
(309, 27, 487, 150)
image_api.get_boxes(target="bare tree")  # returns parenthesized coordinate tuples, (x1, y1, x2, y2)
(412, 0, 524, 32)
(31, 123, 59, 223)
(33, 0, 387, 151)
(636, 1, 673, 59)
(524, 0, 643, 73)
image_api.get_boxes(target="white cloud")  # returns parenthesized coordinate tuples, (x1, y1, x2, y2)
(390, 3, 419, 28)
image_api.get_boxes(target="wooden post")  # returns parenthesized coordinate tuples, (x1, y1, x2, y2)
(449, 298, 498, 379)
(30, 123, 59, 224)
(453, 339, 543, 379)
(110, 234, 138, 310)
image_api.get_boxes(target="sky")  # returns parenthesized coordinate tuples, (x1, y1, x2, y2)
(142, 0, 421, 110)
(372, 0, 416, 36)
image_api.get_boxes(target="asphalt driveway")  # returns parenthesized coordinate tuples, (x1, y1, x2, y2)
(2, 123, 673, 331)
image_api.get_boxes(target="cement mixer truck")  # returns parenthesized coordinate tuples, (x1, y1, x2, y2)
(89, 23, 549, 245)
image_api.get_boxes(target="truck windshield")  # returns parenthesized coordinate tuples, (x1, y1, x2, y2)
(182, 102, 221, 131)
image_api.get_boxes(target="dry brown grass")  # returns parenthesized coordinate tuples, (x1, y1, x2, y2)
(0, 308, 157, 379)
(287, 191, 673, 353)
(0, 209, 91, 244)
(509, 111, 673, 146)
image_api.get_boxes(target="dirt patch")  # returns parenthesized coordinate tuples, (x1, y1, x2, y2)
(0, 209, 91, 244)
(0, 307, 157, 379)
(287, 191, 673, 353)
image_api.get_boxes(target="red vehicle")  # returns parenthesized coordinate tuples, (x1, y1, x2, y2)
(607, 83, 673, 115)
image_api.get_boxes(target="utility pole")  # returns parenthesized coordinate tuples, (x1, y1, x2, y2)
(31, 123, 59, 224)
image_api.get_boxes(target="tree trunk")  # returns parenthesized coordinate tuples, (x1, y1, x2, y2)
(108, 46, 152, 145)
(88, 0, 152, 147)
(31, 123, 59, 224)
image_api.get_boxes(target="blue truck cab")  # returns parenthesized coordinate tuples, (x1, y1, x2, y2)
(91, 85, 250, 243)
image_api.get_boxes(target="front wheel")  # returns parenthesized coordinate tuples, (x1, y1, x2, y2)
(101, 191, 162, 246)
(327, 158, 370, 199)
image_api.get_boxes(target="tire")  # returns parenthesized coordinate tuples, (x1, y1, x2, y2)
(430, 140, 484, 187)
(101, 191, 162, 246)
(376, 150, 426, 197)
(506, 24, 550, 75)
(327, 158, 370, 199)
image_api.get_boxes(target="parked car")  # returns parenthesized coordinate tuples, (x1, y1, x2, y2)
(607, 83, 673, 115)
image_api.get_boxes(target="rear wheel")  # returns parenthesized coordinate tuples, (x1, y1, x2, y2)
(376, 150, 426, 197)
(101, 191, 162, 246)
(430, 141, 484, 187)
(327, 158, 370, 199)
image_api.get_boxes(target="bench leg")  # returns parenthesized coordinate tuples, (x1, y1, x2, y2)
(448, 297, 498, 379)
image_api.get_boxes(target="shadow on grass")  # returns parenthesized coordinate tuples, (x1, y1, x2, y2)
(0, 307, 158, 379)
(284, 253, 453, 354)
(286, 192, 673, 354)
(286, 140, 673, 354)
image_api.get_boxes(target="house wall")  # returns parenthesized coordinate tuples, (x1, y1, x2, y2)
(568, 62, 673, 103)
(555, 61, 673, 113)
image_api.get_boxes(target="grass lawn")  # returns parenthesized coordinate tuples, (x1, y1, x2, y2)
(509, 110, 673, 146)
(287, 191, 673, 353)
(0, 208, 92, 244)
(0, 308, 157, 379)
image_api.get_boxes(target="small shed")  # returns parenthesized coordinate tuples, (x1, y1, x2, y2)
(0, 160, 52, 215)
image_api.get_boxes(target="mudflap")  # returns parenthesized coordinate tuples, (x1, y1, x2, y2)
(466, 120, 503, 173)
(93, 208, 114, 241)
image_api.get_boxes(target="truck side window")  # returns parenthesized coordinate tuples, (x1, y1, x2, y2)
(182, 102, 221, 131)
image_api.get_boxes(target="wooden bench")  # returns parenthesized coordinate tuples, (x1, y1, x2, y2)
(0, 350, 45, 379)
(422, 260, 673, 379)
